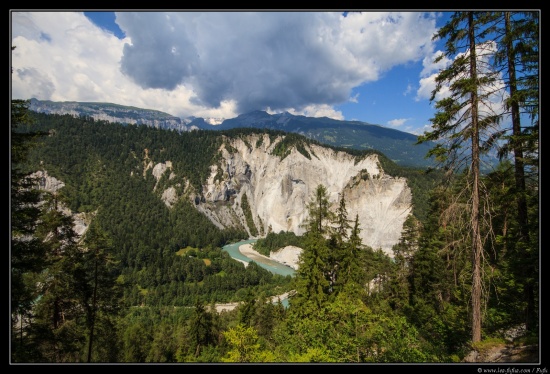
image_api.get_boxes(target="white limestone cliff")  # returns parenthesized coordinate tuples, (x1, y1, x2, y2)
(193, 134, 412, 256)
(29, 133, 412, 258)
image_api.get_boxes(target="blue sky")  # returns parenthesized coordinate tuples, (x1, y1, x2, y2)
(12, 11, 454, 135)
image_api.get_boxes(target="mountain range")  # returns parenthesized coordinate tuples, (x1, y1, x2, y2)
(27, 98, 437, 169)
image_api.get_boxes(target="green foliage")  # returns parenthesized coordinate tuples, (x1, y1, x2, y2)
(270, 132, 313, 160)
(482, 161, 539, 334)
(121, 318, 153, 362)
(291, 232, 330, 316)
(255, 135, 263, 148)
(253, 231, 304, 257)
(79, 222, 124, 362)
(175, 246, 198, 256)
(420, 10, 510, 344)
(275, 292, 432, 362)
(286, 347, 336, 363)
(221, 324, 269, 362)
(250, 293, 285, 339)
(12, 95, 537, 362)
(363, 312, 429, 362)
(11, 101, 126, 362)
(11, 100, 48, 339)
(29, 193, 89, 362)
(188, 299, 215, 357)
(146, 322, 178, 362)
(301, 184, 335, 235)
(20, 113, 295, 309)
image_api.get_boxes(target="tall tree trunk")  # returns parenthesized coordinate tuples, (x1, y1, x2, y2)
(87, 252, 99, 362)
(469, 12, 483, 344)
(504, 12, 529, 243)
(504, 11, 534, 331)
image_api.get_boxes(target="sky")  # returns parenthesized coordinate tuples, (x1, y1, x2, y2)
(11, 10, 455, 135)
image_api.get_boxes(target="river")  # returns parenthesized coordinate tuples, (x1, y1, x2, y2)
(222, 239, 296, 308)
(222, 239, 296, 277)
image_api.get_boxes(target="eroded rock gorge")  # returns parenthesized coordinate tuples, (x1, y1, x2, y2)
(192, 134, 411, 256)
(35, 133, 412, 257)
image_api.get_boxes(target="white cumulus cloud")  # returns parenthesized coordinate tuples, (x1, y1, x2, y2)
(12, 11, 439, 121)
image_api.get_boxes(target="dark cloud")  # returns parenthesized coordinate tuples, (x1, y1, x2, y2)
(115, 12, 436, 113)
(118, 12, 199, 90)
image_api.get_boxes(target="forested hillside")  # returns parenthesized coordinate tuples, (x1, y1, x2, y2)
(11, 101, 539, 363)
(27, 98, 440, 169)
(10, 9, 539, 365)
(19, 111, 300, 305)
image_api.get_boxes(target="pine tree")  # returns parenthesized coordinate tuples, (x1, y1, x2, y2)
(32, 191, 85, 362)
(333, 192, 351, 245)
(327, 192, 352, 294)
(238, 289, 257, 327)
(221, 324, 264, 363)
(490, 11, 539, 332)
(301, 184, 334, 236)
(389, 214, 422, 310)
(289, 184, 337, 315)
(336, 214, 365, 297)
(78, 221, 123, 362)
(418, 11, 502, 342)
(293, 232, 330, 313)
(188, 298, 214, 357)
(11, 99, 49, 362)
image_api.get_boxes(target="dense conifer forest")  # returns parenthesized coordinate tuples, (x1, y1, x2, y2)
(11, 11, 539, 364)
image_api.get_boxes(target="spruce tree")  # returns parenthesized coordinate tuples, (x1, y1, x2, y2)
(291, 185, 333, 316)
(328, 192, 352, 294)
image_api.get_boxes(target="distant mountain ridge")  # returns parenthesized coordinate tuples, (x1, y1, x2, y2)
(28, 98, 436, 168)
(28, 98, 194, 132)
(191, 110, 436, 168)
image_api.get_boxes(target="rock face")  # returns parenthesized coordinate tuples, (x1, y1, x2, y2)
(32, 169, 65, 192)
(269, 246, 302, 270)
(29, 98, 192, 132)
(30, 170, 92, 237)
(194, 134, 412, 256)
(462, 344, 539, 363)
(31, 133, 413, 256)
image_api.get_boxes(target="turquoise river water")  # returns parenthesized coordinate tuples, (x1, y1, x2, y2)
(222, 239, 296, 277)
(222, 239, 296, 308)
